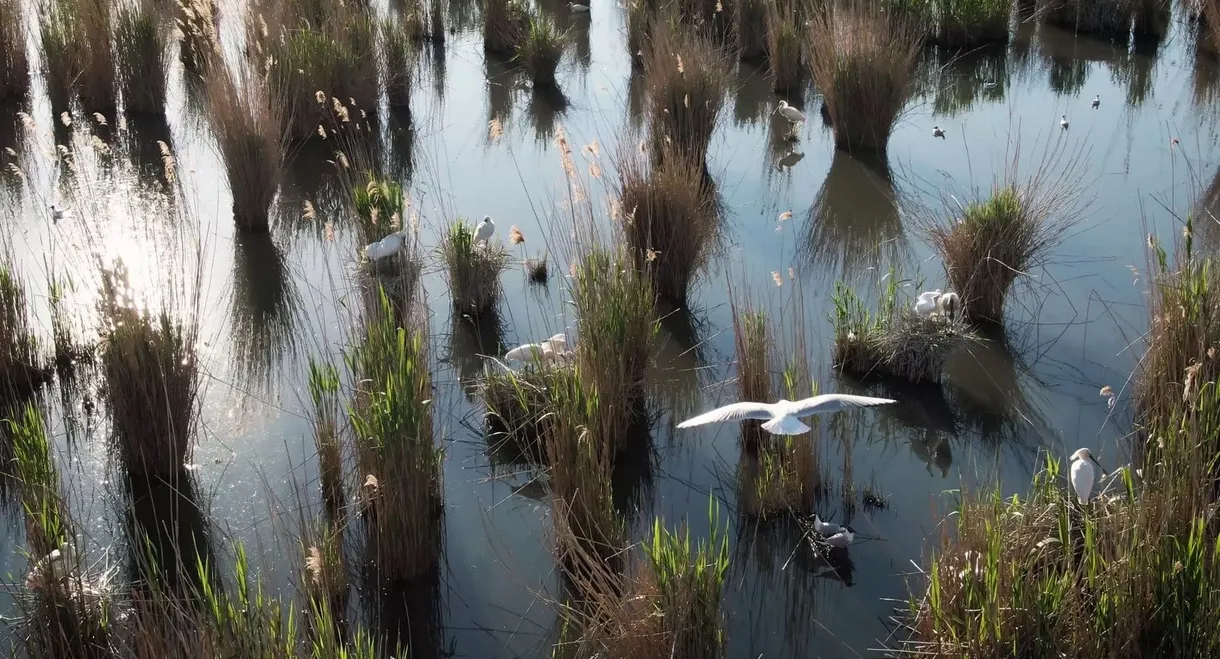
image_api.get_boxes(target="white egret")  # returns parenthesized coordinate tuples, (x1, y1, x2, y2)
(823, 526, 855, 549)
(51, 205, 71, 222)
(936, 291, 961, 319)
(1060, 115, 1069, 130)
(914, 290, 942, 317)
(568, 2, 590, 11)
(25, 541, 76, 590)
(775, 100, 807, 125)
(811, 514, 844, 535)
(677, 393, 897, 436)
(504, 333, 569, 363)
(1091, 94, 1100, 109)
(932, 126, 945, 139)
(1069, 447, 1105, 503)
(365, 229, 409, 261)
(475, 215, 496, 245)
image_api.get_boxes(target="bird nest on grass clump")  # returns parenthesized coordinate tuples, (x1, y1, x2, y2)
(440, 218, 510, 316)
(482, 360, 583, 466)
(831, 280, 975, 384)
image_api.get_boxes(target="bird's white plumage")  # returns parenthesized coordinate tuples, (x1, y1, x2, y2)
(25, 542, 76, 590)
(677, 394, 897, 436)
(568, 2, 590, 10)
(776, 100, 806, 124)
(824, 528, 855, 549)
(932, 126, 945, 139)
(475, 215, 496, 244)
(936, 291, 961, 319)
(1060, 115, 1070, 129)
(811, 514, 843, 535)
(365, 230, 408, 261)
(1070, 447, 1100, 502)
(1091, 94, 1100, 109)
(914, 290, 942, 316)
(504, 333, 570, 363)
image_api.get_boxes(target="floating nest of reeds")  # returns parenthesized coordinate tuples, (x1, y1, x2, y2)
(833, 311, 976, 384)
(481, 361, 580, 465)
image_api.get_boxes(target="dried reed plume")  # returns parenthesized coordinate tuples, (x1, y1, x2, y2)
(617, 144, 721, 306)
(517, 12, 567, 89)
(484, 0, 527, 55)
(765, 0, 804, 93)
(643, 23, 731, 163)
(100, 295, 200, 480)
(116, 1, 168, 114)
(439, 218, 510, 316)
(206, 62, 285, 233)
(0, 0, 29, 99)
(176, 0, 219, 73)
(807, 0, 923, 156)
(301, 521, 349, 620)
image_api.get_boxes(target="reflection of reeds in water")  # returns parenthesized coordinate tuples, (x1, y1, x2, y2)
(231, 231, 300, 396)
(486, 51, 520, 132)
(125, 472, 218, 596)
(1, 261, 51, 399)
(1107, 48, 1156, 107)
(115, 0, 167, 115)
(803, 150, 905, 281)
(1045, 55, 1090, 96)
(365, 564, 446, 659)
(732, 61, 773, 127)
(528, 85, 568, 145)
(927, 46, 1008, 116)
(652, 304, 709, 424)
(124, 112, 178, 193)
(447, 308, 506, 397)
(731, 518, 829, 656)
(1193, 41, 1220, 108)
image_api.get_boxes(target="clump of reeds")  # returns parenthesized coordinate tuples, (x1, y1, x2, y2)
(116, 1, 167, 114)
(730, 297, 772, 447)
(307, 359, 345, 516)
(517, 12, 566, 89)
(737, 0, 768, 61)
(176, 0, 219, 73)
(346, 287, 442, 581)
(616, 144, 721, 306)
(526, 255, 549, 283)
(927, 179, 1078, 325)
(484, 0, 528, 55)
(8, 404, 67, 556)
(206, 63, 285, 233)
(38, 0, 77, 111)
(1044, 0, 1134, 42)
(926, 0, 1013, 46)
(482, 362, 579, 465)
(382, 18, 421, 109)
(831, 276, 974, 384)
(0, 264, 50, 398)
(739, 436, 817, 519)
(1132, 0, 1170, 42)
(1201, 0, 1220, 56)
(571, 245, 658, 451)
(301, 519, 349, 621)
(439, 218, 510, 316)
(642, 23, 731, 163)
(100, 286, 200, 480)
(76, 0, 116, 113)
(807, 0, 923, 156)
(765, 0, 805, 92)
(0, 0, 29, 99)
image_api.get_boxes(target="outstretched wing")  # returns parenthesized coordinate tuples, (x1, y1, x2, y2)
(677, 402, 776, 429)
(504, 343, 545, 362)
(789, 394, 896, 418)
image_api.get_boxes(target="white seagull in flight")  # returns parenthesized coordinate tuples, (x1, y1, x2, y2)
(677, 393, 896, 436)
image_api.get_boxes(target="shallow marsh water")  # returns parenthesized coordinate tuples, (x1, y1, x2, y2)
(2, 1, 1220, 657)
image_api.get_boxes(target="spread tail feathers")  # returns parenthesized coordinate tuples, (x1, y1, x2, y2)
(760, 415, 812, 435)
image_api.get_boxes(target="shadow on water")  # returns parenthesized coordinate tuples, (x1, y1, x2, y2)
(125, 473, 219, 597)
(231, 231, 300, 397)
(124, 112, 177, 192)
(387, 106, 416, 182)
(447, 310, 507, 400)
(802, 150, 907, 282)
(1107, 43, 1157, 107)
(837, 370, 959, 477)
(733, 61, 774, 127)
(730, 518, 827, 657)
(486, 51, 520, 129)
(528, 86, 569, 146)
(365, 565, 450, 659)
(651, 303, 711, 422)
(921, 45, 1009, 116)
(610, 401, 654, 520)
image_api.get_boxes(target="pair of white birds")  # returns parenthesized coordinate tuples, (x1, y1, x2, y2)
(913, 289, 961, 319)
(811, 514, 856, 549)
(504, 333, 571, 363)
(365, 215, 496, 262)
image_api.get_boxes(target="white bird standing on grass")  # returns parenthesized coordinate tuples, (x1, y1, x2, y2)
(1091, 94, 1100, 109)
(504, 333, 570, 363)
(1060, 115, 1070, 130)
(775, 101, 807, 125)
(677, 393, 897, 436)
(936, 291, 961, 319)
(914, 290, 942, 317)
(932, 126, 945, 139)
(365, 228, 409, 261)
(475, 215, 496, 245)
(25, 542, 77, 590)
(1070, 447, 1105, 503)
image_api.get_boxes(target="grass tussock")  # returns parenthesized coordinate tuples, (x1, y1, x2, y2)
(616, 144, 721, 306)
(101, 297, 200, 480)
(300, 520, 349, 620)
(0, 264, 50, 398)
(116, 1, 168, 115)
(8, 403, 67, 556)
(739, 435, 818, 519)
(642, 23, 731, 163)
(482, 362, 579, 465)
(75, 0, 116, 113)
(517, 12, 567, 89)
(346, 287, 442, 581)
(0, 0, 29, 99)
(571, 245, 658, 451)
(485, 0, 528, 55)
(176, 0, 219, 73)
(927, 174, 1081, 325)
(831, 275, 974, 384)
(382, 18, 421, 109)
(206, 63, 285, 233)
(1044, 0, 1135, 42)
(307, 359, 345, 515)
(38, 0, 77, 111)
(923, 0, 1013, 46)
(807, 0, 923, 156)
(738, 0, 768, 61)
(764, 0, 805, 92)
(440, 218, 510, 316)
(730, 296, 772, 446)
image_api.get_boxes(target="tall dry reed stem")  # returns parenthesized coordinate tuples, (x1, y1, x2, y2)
(764, 0, 804, 92)
(642, 23, 731, 163)
(382, 18, 421, 108)
(616, 144, 721, 306)
(738, 0, 768, 60)
(176, 0, 219, 73)
(74, 0, 116, 113)
(729, 293, 772, 447)
(100, 294, 200, 480)
(0, 264, 49, 398)
(0, 0, 29, 99)
(439, 218, 510, 316)
(807, 0, 923, 156)
(116, 1, 168, 114)
(206, 62, 285, 233)
(347, 287, 442, 581)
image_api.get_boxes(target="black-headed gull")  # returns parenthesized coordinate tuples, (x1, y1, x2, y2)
(677, 393, 896, 436)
